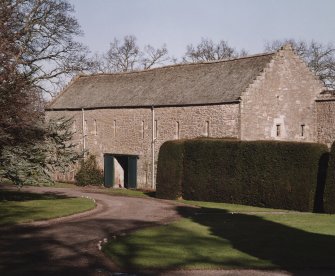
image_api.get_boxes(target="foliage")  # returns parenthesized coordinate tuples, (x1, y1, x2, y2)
(265, 39, 335, 90)
(156, 138, 329, 212)
(75, 154, 104, 186)
(92, 35, 170, 73)
(0, 190, 95, 225)
(182, 38, 248, 63)
(45, 117, 80, 173)
(104, 202, 335, 270)
(0, 0, 87, 186)
(156, 140, 185, 199)
(324, 142, 335, 213)
(0, 117, 80, 186)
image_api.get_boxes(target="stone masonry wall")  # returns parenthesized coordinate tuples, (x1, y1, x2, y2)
(240, 46, 324, 142)
(46, 103, 240, 189)
(316, 99, 335, 148)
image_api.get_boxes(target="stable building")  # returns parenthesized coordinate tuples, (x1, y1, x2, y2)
(46, 45, 332, 189)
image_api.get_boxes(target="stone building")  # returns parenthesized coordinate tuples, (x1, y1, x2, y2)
(46, 45, 333, 189)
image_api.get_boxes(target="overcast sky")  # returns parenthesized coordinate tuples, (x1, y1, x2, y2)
(68, 0, 335, 59)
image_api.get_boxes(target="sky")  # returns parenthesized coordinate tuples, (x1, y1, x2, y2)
(68, 0, 335, 59)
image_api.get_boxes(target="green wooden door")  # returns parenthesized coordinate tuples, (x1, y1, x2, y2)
(104, 155, 114, 188)
(128, 156, 137, 189)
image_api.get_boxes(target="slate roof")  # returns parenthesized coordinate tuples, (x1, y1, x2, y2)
(47, 52, 275, 110)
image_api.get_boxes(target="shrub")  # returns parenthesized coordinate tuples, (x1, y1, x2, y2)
(156, 138, 329, 212)
(156, 140, 185, 199)
(324, 142, 335, 213)
(75, 155, 104, 186)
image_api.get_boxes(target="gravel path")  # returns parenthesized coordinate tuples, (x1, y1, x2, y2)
(1, 185, 333, 276)
(0, 185, 181, 275)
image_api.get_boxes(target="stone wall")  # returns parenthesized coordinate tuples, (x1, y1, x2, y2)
(46, 103, 240, 189)
(240, 46, 324, 142)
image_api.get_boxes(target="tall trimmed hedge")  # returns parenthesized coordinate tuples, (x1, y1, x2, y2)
(324, 142, 335, 213)
(156, 138, 329, 212)
(156, 140, 185, 199)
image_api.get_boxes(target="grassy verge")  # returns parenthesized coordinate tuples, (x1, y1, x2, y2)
(52, 182, 154, 198)
(104, 200, 335, 270)
(101, 188, 155, 198)
(0, 190, 95, 225)
(52, 182, 77, 188)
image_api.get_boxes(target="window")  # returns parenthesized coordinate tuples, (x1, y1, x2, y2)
(155, 120, 158, 139)
(205, 121, 210, 137)
(176, 121, 180, 139)
(141, 120, 145, 139)
(113, 120, 116, 137)
(301, 124, 305, 137)
(94, 119, 97, 135)
(276, 124, 281, 137)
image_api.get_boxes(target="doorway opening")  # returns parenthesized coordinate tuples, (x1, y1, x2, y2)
(104, 154, 138, 189)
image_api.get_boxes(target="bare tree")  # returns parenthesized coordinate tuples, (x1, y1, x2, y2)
(104, 35, 140, 72)
(265, 39, 335, 90)
(93, 35, 169, 73)
(142, 44, 169, 69)
(0, 0, 86, 185)
(182, 38, 247, 63)
(0, 0, 90, 95)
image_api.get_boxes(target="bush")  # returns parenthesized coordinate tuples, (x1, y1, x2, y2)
(156, 138, 329, 212)
(324, 142, 335, 213)
(75, 155, 104, 186)
(156, 140, 185, 199)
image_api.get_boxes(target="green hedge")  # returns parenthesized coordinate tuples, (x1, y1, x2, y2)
(324, 143, 335, 213)
(156, 138, 329, 212)
(156, 140, 185, 199)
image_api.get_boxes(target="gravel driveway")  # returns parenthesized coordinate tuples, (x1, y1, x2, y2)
(1, 185, 333, 276)
(0, 186, 181, 275)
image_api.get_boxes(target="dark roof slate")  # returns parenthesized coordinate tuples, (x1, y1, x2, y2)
(48, 53, 275, 110)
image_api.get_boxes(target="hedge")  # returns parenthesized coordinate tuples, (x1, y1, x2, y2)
(324, 142, 335, 213)
(156, 140, 185, 199)
(156, 138, 329, 212)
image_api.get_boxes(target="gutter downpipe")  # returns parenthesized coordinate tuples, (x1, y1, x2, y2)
(151, 106, 156, 190)
(82, 108, 86, 158)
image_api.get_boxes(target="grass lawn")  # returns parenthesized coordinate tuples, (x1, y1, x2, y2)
(103, 200, 335, 271)
(52, 182, 77, 188)
(0, 190, 95, 225)
(100, 188, 155, 198)
(52, 182, 154, 198)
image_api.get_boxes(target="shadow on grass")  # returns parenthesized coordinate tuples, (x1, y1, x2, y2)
(0, 217, 163, 275)
(107, 205, 335, 274)
(0, 189, 77, 226)
(0, 190, 70, 201)
(178, 206, 335, 271)
(143, 190, 156, 198)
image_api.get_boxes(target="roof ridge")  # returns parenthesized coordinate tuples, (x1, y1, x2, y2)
(77, 51, 276, 79)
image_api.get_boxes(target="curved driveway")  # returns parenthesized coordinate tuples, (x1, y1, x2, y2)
(2, 186, 330, 276)
(0, 186, 182, 275)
